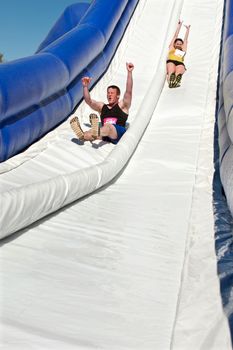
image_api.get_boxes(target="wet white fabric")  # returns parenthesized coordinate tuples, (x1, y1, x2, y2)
(0, 0, 231, 349)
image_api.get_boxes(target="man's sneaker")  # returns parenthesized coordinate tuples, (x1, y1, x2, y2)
(89, 113, 100, 140)
(70, 116, 84, 140)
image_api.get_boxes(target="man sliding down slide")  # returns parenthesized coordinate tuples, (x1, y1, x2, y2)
(70, 62, 134, 144)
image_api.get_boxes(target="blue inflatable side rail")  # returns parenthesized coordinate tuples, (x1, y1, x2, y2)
(218, 0, 233, 216)
(36, 2, 91, 52)
(0, 0, 139, 162)
(215, 0, 233, 340)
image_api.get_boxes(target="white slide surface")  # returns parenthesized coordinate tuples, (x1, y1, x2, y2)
(0, 0, 232, 349)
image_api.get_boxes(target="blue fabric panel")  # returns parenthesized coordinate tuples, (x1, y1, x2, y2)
(0, 0, 139, 162)
(215, 0, 233, 343)
(218, 105, 231, 162)
(1, 93, 72, 161)
(41, 24, 105, 81)
(222, 0, 233, 41)
(219, 0, 233, 160)
(0, 53, 69, 122)
(223, 71, 233, 124)
(79, 1, 128, 42)
(213, 161, 233, 345)
(40, 0, 129, 81)
(36, 3, 91, 52)
(222, 37, 233, 81)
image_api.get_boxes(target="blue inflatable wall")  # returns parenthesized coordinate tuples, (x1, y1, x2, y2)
(215, 0, 233, 342)
(218, 0, 233, 216)
(36, 2, 91, 52)
(0, 0, 139, 162)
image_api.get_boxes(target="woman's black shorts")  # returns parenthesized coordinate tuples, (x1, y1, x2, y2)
(167, 59, 185, 67)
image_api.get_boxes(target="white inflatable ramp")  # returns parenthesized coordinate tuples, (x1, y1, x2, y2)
(0, 0, 232, 349)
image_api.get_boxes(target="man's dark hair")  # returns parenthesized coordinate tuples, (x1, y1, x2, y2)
(174, 38, 184, 44)
(107, 85, 121, 96)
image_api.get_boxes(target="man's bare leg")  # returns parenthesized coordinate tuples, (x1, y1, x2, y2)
(99, 124, 117, 140)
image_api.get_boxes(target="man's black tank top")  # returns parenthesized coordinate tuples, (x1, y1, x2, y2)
(100, 104, 128, 127)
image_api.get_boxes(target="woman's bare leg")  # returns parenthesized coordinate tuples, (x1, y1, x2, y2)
(175, 65, 185, 76)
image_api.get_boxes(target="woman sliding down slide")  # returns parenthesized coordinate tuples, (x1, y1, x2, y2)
(166, 20, 191, 88)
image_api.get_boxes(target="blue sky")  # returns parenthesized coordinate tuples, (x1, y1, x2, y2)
(0, 0, 91, 62)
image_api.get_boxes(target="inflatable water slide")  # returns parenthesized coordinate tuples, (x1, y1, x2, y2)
(0, 0, 233, 348)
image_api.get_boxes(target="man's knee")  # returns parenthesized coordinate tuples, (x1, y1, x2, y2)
(102, 124, 110, 132)
(100, 124, 117, 139)
(84, 130, 94, 141)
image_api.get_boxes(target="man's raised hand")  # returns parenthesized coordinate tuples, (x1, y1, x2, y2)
(82, 76, 92, 87)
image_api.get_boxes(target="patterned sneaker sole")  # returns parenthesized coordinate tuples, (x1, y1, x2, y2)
(70, 117, 84, 140)
(89, 113, 99, 139)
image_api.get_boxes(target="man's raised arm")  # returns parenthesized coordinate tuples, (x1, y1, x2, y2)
(82, 77, 103, 113)
(122, 62, 134, 111)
